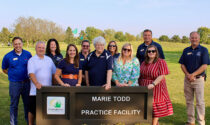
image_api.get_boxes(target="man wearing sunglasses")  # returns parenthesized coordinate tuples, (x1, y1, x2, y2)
(136, 29, 165, 64)
(79, 40, 90, 86)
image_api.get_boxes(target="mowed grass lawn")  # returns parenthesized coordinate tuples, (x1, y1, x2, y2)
(0, 41, 210, 125)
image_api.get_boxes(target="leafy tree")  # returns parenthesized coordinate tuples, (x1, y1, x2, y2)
(114, 31, 125, 42)
(13, 16, 65, 46)
(76, 30, 88, 45)
(136, 34, 141, 41)
(103, 29, 116, 42)
(85, 27, 103, 42)
(136, 32, 144, 41)
(171, 35, 181, 42)
(64, 27, 74, 44)
(79, 30, 87, 40)
(181, 36, 189, 43)
(159, 35, 170, 42)
(0, 27, 11, 44)
(125, 32, 136, 41)
(197, 27, 210, 44)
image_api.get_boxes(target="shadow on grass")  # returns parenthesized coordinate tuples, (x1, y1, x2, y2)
(160, 103, 210, 125)
(159, 103, 187, 125)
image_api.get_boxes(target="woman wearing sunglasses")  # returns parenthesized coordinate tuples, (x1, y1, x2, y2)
(138, 45, 173, 125)
(107, 40, 120, 86)
(107, 41, 120, 60)
(112, 43, 140, 87)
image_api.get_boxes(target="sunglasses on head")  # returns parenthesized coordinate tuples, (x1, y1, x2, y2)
(109, 45, 116, 47)
(82, 45, 89, 48)
(123, 48, 131, 52)
(147, 50, 156, 53)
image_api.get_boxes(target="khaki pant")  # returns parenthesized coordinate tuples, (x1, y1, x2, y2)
(184, 77, 205, 125)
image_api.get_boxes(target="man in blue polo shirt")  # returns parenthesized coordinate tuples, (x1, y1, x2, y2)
(85, 36, 113, 90)
(179, 32, 209, 125)
(79, 40, 90, 86)
(136, 29, 165, 64)
(2, 37, 32, 125)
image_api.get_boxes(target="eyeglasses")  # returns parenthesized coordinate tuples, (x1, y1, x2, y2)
(109, 45, 116, 47)
(147, 50, 156, 53)
(123, 48, 131, 52)
(82, 45, 89, 48)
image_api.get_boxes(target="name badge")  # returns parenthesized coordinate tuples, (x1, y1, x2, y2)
(187, 52, 192, 55)
(140, 49, 144, 52)
(13, 57, 18, 61)
(100, 56, 105, 58)
(80, 59, 84, 61)
(56, 57, 61, 60)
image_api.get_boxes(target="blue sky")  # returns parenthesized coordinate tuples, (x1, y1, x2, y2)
(0, 0, 209, 38)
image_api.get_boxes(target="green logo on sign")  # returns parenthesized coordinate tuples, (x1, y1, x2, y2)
(54, 101, 61, 108)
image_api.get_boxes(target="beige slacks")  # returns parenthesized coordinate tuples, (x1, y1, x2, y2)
(184, 77, 205, 125)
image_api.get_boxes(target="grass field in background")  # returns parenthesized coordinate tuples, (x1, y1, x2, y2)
(0, 41, 210, 125)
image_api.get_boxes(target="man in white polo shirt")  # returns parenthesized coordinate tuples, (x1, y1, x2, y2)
(27, 41, 56, 125)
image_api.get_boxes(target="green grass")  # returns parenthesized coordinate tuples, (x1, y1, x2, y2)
(0, 41, 210, 125)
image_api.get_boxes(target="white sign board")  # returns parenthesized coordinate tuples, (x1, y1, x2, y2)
(47, 96, 65, 115)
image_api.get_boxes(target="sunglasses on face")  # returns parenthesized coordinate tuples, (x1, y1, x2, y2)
(123, 48, 131, 52)
(109, 45, 116, 47)
(82, 45, 89, 48)
(147, 50, 156, 53)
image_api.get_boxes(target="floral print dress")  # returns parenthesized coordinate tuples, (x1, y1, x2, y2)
(112, 57, 140, 86)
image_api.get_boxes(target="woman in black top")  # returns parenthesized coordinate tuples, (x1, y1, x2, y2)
(46, 38, 63, 67)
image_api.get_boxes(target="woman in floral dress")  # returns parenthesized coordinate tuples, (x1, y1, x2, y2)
(139, 45, 173, 125)
(112, 43, 140, 86)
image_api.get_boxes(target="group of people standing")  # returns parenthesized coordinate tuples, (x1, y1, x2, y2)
(2, 29, 209, 125)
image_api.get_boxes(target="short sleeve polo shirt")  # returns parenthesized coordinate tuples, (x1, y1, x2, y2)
(179, 45, 209, 76)
(2, 49, 32, 82)
(57, 59, 82, 86)
(46, 53, 63, 67)
(79, 52, 86, 74)
(85, 50, 113, 86)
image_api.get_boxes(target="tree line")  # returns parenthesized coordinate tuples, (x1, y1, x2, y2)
(0, 16, 210, 46)
(159, 27, 210, 44)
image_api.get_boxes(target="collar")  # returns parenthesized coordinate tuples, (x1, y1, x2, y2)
(143, 41, 154, 47)
(13, 49, 23, 56)
(49, 53, 55, 57)
(114, 53, 119, 56)
(92, 50, 106, 57)
(35, 54, 45, 60)
(79, 52, 85, 58)
(190, 44, 201, 50)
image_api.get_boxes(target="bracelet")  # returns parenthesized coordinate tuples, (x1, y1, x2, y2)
(152, 82, 156, 86)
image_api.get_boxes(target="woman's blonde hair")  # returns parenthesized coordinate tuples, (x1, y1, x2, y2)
(118, 43, 133, 63)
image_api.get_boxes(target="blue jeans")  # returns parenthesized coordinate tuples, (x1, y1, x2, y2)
(9, 80, 30, 125)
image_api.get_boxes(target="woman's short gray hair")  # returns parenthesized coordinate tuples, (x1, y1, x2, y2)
(93, 36, 106, 46)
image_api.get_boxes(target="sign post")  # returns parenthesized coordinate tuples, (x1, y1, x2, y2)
(36, 86, 153, 125)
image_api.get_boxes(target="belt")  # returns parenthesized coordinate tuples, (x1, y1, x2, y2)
(11, 79, 30, 84)
(196, 75, 204, 79)
(61, 74, 78, 79)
